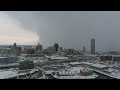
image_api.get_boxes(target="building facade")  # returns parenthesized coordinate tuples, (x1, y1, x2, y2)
(36, 43, 42, 51)
(58, 47, 63, 54)
(83, 46, 86, 53)
(47, 46, 56, 54)
(11, 43, 22, 56)
(54, 43, 59, 52)
(91, 38, 95, 54)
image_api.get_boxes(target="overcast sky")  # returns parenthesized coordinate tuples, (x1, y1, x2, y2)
(0, 11, 120, 52)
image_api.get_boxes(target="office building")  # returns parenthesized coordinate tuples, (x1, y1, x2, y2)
(83, 46, 86, 53)
(54, 43, 59, 51)
(47, 46, 56, 54)
(11, 43, 22, 56)
(36, 43, 42, 51)
(91, 38, 95, 54)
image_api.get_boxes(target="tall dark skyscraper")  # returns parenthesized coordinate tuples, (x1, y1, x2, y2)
(83, 46, 86, 53)
(54, 43, 59, 51)
(91, 38, 95, 54)
(36, 43, 42, 51)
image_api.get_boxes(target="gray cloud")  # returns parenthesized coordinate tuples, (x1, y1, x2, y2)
(3, 11, 120, 52)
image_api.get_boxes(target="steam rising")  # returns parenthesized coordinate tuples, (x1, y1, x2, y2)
(2, 11, 120, 52)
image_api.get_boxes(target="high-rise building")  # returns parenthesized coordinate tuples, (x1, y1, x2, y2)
(58, 47, 63, 54)
(54, 43, 59, 51)
(36, 43, 42, 51)
(13, 43, 17, 48)
(11, 43, 22, 56)
(91, 38, 95, 54)
(83, 46, 86, 53)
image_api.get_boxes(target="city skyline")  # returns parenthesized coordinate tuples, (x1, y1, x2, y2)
(1, 11, 120, 52)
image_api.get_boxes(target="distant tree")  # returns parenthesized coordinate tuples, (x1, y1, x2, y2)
(19, 60, 34, 70)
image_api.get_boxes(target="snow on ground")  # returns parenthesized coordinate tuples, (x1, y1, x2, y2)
(0, 69, 17, 79)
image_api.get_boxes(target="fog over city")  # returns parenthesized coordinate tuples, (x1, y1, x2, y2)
(1, 11, 120, 52)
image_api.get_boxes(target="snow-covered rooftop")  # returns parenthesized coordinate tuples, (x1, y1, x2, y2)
(46, 55, 68, 60)
(91, 63, 108, 68)
(103, 68, 116, 73)
(59, 66, 92, 75)
(33, 60, 39, 63)
(0, 57, 8, 59)
(50, 56, 68, 60)
(54, 73, 98, 79)
(0, 63, 19, 67)
(111, 70, 120, 79)
(70, 67, 84, 73)
(80, 62, 93, 65)
(69, 62, 80, 65)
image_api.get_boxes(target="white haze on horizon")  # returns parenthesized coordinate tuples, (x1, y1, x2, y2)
(0, 12, 39, 45)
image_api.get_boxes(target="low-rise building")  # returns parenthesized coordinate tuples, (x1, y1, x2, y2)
(46, 46, 56, 54)
(0, 56, 18, 64)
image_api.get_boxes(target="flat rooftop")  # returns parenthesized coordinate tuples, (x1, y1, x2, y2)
(56, 74, 98, 79)
(50, 56, 68, 60)
(0, 57, 8, 59)
(80, 62, 94, 65)
(91, 63, 108, 68)
(69, 62, 80, 65)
